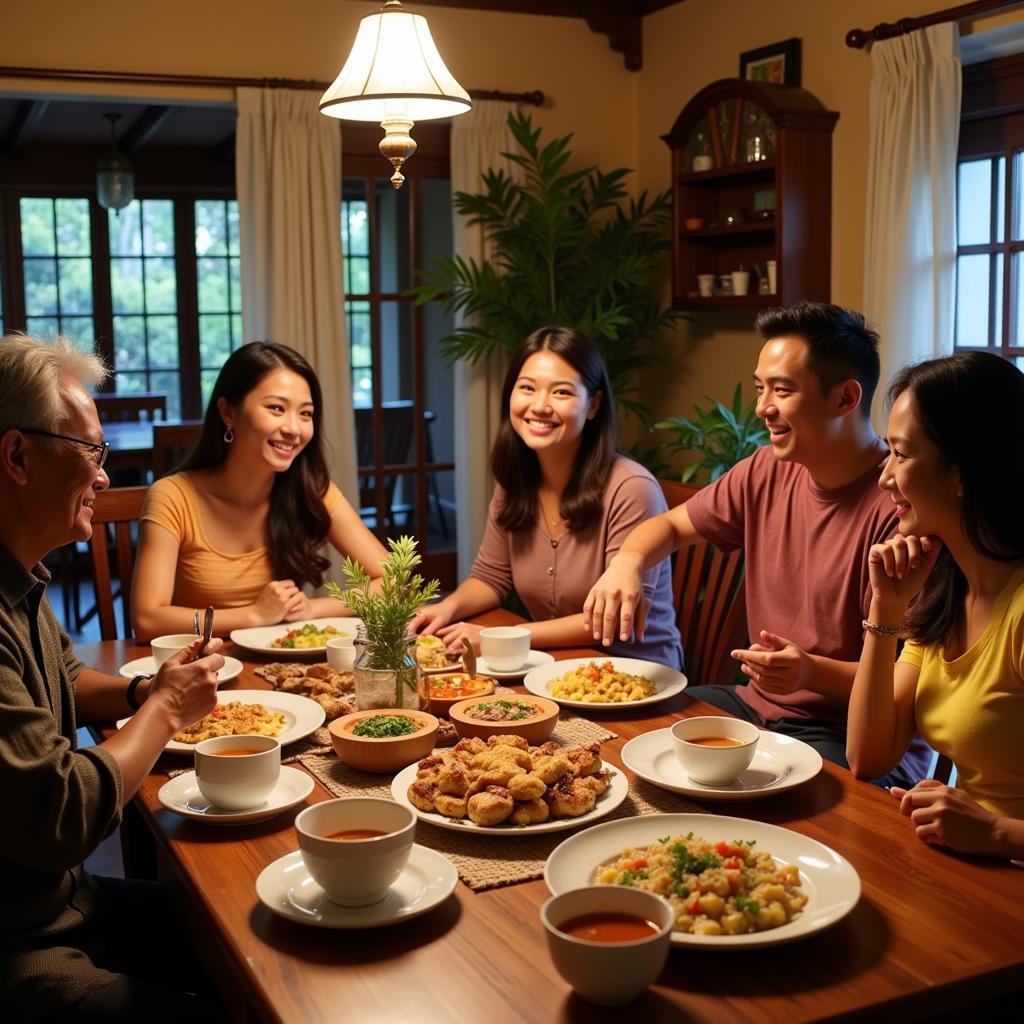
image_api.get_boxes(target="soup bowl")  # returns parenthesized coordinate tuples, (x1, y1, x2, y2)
(670, 716, 759, 785)
(194, 734, 281, 810)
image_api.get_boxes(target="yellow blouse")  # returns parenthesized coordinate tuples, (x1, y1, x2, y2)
(140, 471, 342, 610)
(899, 566, 1024, 818)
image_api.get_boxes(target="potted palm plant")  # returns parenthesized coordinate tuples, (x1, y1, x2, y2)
(327, 536, 440, 710)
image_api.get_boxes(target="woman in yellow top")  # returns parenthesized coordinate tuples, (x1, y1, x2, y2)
(847, 351, 1024, 858)
(132, 342, 387, 640)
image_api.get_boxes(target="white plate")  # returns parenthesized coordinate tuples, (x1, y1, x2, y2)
(116, 689, 326, 755)
(229, 617, 363, 655)
(523, 656, 687, 710)
(158, 765, 314, 824)
(621, 729, 823, 801)
(118, 655, 244, 685)
(390, 761, 628, 836)
(545, 812, 861, 949)
(256, 845, 458, 929)
(476, 650, 555, 679)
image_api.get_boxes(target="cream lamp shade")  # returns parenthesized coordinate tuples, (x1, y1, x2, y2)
(320, 0, 471, 188)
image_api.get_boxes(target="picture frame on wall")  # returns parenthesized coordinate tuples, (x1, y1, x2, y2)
(739, 38, 801, 87)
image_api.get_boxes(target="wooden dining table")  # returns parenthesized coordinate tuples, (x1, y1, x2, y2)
(80, 611, 1024, 1024)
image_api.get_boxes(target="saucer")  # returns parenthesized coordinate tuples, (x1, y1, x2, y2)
(621, 728, 822, 801)
(157, 766, 314, 824)
(476, 650, 555, 679)
(255, 845, 458, 928)
(119, 655, 244, 684)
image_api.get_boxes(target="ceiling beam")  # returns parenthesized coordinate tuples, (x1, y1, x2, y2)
(120, 105, 174, 154)
(4, 98, 50, 157)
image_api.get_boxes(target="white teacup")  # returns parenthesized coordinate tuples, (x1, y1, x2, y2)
(151, 633, 203, 667)
(541, 886, 675, 1005)
(671, 716, 760, 785)
(194, 734, 281, 810)
(326, 635, 357, 672)
(295, 798, 416, 906)
(479, 626, 531, 672)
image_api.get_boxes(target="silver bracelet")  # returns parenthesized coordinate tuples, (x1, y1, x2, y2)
(862, 618, 906, 638)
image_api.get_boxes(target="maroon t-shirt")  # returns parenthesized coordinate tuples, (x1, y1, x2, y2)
(686, 445, 897, 724)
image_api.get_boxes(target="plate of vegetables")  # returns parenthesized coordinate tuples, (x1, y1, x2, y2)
(229, 617, 363, 656)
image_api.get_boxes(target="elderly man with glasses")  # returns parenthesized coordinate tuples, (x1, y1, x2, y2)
(0, 335, 224, 1021)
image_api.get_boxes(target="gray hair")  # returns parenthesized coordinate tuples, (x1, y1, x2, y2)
(0, 333, 108, 434)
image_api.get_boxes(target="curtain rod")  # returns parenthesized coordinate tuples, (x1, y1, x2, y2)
(846, 0, 1023, 48)
(0, 65, 544, 106)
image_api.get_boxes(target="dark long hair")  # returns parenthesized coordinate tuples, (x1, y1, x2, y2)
(179, 341, 332, 587)
(491, 326, 617, 533)
(889, 352, 1024, 645)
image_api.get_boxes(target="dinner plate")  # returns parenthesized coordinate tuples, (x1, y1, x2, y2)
(523, 656, 687, 710)
(545, 812, 861, 949)
(390, 761, 628, 836)
(118, 655, 244, 685)
(256, 845, 458, 929)
(116, 689, 326, 755)
(621, 728, 823, 801)
(158, 765, 314, 824)
(476, 650, 555, 679)
(229, 617, 363, 655)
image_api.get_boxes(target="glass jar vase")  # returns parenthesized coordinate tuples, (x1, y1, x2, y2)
(352, 641, 425, 711)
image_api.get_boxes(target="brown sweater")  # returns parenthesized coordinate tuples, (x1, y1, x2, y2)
(0, 544, 124, 1017)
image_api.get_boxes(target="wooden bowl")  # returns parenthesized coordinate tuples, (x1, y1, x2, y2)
(328, 709, 439, 774)
(425, 673, 496, 716)
(447, 695, 559, 745)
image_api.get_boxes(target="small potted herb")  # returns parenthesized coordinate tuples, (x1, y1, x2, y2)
(327, 535, 440, 710)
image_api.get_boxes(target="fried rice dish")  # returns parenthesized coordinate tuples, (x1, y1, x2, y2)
(173, 700, 286, 744)
(548, 660, 655, 703)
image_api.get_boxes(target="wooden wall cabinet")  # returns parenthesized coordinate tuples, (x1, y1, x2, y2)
(663, 79, 839, 310)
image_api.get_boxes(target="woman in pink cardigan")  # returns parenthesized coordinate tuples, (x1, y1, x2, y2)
(412, 326, 681, 668)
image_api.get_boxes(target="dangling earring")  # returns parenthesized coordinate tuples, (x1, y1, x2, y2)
(223, 426, 234, 444)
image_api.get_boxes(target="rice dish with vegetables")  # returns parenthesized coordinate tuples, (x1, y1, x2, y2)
(173, 701, 286, 743)
(270, 623, 344, 649)
(549, 660, 655, 703)
(595, 832, 806, 935)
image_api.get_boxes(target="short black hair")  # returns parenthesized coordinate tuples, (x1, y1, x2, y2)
(755, 301, 881, 417)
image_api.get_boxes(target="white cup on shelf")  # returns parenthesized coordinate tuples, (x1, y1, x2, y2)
(731, 270, 751, 297)
(767, 259, 778, 294)
(697, 274, 715, 298)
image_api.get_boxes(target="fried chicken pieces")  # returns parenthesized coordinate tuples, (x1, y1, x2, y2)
(408, 735, 611, 827)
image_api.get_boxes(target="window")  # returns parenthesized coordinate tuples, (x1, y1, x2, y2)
(958, 54, 1024, 370)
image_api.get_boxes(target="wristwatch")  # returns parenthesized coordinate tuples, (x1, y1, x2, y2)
(126, 673, 151, 711)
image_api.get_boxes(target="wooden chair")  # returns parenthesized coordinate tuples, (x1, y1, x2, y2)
(153, 420, 203, 479)
(355, 402, 416, 528)
(659, 479, 747, 685)
(94, 391, 167, 423)
(86, 486, 149, 641)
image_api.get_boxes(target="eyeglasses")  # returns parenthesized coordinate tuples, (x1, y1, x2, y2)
(19, 429, 110, 468)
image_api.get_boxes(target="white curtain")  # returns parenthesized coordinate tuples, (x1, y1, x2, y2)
(863, 23, 961, 421)
(235, 87, 358, 502)
(450, 100, 519, 576)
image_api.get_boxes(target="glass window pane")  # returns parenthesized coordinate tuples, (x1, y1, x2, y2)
(150, 370, 181, 420)
(200, 369, 220, 409)
(60, 317, 95, 352)
(111, 258, 144, 314)
(997, 156, 1006, 244)
(199, 314, 231, 369)
(115, 371, 147, 395)
(195, 199, 227, 256)
(376, 180, 408, 291)
(25, 316, 59, 339)
(20, 198, 55, 256)
(55, 199, 90, 255)
(227, 201, 240, 255)
(956, 254, 990, 347)
(144, 258, 177, 314)
(1013, 253, 1024, 348)
(231, 313, 242, 349)
(23, 259, 58, 316)
(1014, 152, 1024, 242)
(58, 258, 93, 315)
(143, 200, 174, 255)
(995, 253, 1004, 348)
(147, 315, 179, 368)
(109, 201, 142, 256)
(197, 257, 229, 312)
(114, 315, 147, 370)
(229, 257, 241, 311)
(959, 159, 992, 245)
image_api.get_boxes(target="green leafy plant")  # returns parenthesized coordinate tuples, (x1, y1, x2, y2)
(656, 383, 768, 484)
(326, 536, 440, 672)
(408, 111, 679, 421)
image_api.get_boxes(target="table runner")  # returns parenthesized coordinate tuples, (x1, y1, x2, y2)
(297, 715, 710, 892)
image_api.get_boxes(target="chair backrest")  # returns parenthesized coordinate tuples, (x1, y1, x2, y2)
(659, 479, 747, 686)
(354, 402, 416, 516)
(94, 392, 167, 424)
(153, 421, 203, 479)
(87, 486, 149, 641)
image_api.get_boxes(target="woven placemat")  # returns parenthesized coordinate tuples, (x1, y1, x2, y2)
(297, 716, 714, 892)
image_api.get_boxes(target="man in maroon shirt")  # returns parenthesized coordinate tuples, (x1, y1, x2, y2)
(584, 301, 930, 785)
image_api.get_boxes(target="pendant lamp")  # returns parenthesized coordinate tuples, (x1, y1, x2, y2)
(96, 113, 135, 213)
(320, 0, 471, 189)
